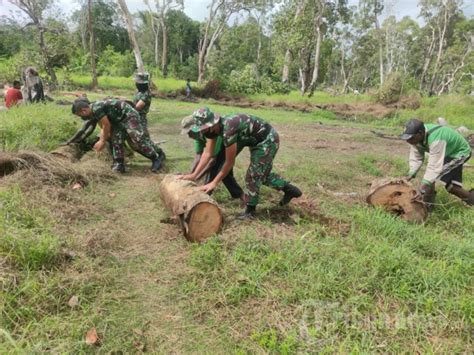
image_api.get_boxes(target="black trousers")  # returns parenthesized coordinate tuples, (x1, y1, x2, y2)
(205, 148, 243, 199)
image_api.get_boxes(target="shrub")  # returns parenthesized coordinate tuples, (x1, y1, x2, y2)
(377, 72, 403, 105)
(97, 45, 135, 77)
(226, 64, 291, 95)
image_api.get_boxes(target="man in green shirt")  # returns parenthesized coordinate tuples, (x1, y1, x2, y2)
(71, 98, 165, 173)
(180, 107, 302, 220)
(181, 116, 243, 199)
(401, 118, 473, 209)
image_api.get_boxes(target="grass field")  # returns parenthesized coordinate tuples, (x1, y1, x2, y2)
(1, 92, 473, 352)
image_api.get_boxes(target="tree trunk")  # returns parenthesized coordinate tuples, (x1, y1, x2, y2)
(38, 27, 57, 89)
(159, 175, 223, 243)
(117, 0, 145, 73)
(308, 12, 323, 97)
(375, 17, 384, 85)
(161, 20, 168, 77)
(367, 178, 428, 223)
(428, 5, 450, 95)
(282, 49, 291, 83)
(88, 0, 98, 89)
(420, 26, 436, 91)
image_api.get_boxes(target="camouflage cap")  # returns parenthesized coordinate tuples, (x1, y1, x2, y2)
(192, 107, 220, 131)
(135, 72, 150, 84)
(180, 115, 195, 135)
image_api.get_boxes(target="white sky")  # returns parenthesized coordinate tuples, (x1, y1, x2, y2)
(0, 0, 472, 22)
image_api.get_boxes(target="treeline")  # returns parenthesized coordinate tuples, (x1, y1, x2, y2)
(0, 0, 472, 96)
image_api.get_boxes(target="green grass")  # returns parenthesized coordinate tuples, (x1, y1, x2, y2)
(57, 73, 191, 93)
(0, 103, 78, 151)
(248, 90, 372, 105)
(0, 93, 472, 352)
(388, 95, 474, 129)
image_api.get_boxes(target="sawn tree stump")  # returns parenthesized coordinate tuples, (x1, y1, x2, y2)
(367, 178, 428, 223)
(159, 175, 224, 243)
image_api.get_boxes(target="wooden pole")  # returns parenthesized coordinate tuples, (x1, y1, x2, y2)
(159, 175, 223, 242)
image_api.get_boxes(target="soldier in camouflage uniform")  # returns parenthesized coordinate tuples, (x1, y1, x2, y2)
(180, 107, 302, 220)
(71, 97, 165, 173)
(133, 73, 152, 131)
(181, 116, 243, 199)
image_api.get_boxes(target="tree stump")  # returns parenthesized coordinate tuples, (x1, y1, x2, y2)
(367, 178, 428, 223)
(159, 175, 224, 243)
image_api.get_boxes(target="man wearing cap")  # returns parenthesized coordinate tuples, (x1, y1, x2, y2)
(133, 73, 152, 131)
(401, 118, 473, 209)
(71, 97, 165, 173)
(181, 116, 243, 199)
(180, 107, 302, 220)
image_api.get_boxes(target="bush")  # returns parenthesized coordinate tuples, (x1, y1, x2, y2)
(227, 64, 291, 95)
(377, 72, 403, 105)
(97, 45, 135, 77)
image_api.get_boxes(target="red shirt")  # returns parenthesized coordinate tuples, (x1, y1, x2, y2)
(5, 88, 23, 108)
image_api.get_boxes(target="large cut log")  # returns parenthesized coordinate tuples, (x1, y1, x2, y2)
(159, 174, 224, 243)
(367, 178, 428, 223)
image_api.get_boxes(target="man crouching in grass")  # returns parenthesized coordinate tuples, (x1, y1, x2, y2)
(179, 107, 302, 220)
(401, 118, 473, 210)
(71, 97, 166, 173)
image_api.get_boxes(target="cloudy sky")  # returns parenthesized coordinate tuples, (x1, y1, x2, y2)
(0, 0, 472, 22)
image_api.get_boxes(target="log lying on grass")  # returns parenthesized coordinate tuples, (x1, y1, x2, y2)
(159, 174, 223, 243)
(367, 178, 428, 223)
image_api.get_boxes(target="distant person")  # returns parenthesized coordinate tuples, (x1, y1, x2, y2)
(185, 79, 192, 98)
(24, 67, 45, 103)
(133, 73, 152, 131)
(71, 98, 166, 173)
(179, 107, 302, 220)
(5, 80, 23, 109)
(401, 118, 473, 209)
(181, 115, 243, 200)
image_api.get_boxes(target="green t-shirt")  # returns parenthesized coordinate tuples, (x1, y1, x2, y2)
(194, 135, 223, 156)
(423, 124, 471, 158)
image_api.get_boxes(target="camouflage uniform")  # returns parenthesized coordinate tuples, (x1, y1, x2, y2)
(89, 98, 163, 161)
(221, 114, 288, 206)
(133, 90, 152, 131)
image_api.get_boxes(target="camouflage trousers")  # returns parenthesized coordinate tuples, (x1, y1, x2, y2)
(244, 129, 288, 206)
(111, 111, 163, 161)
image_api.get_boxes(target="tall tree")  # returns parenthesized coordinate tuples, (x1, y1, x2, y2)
(117, 0, 145, 73)
(8, 0, 59, 88)
(360, 0, 384, 85)
(197, 0, 258, 83)
(88, 0, 98, 88)
(307, 0, 348, 97)
(145, 0, 184, 77)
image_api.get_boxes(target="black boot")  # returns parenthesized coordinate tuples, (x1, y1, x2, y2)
(279, 183, 302, 206)
(464, 189, 474, 206)
(151, 151, 166, 173)
(111, 159, 125, 173)
(236, 205, 256, 220)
